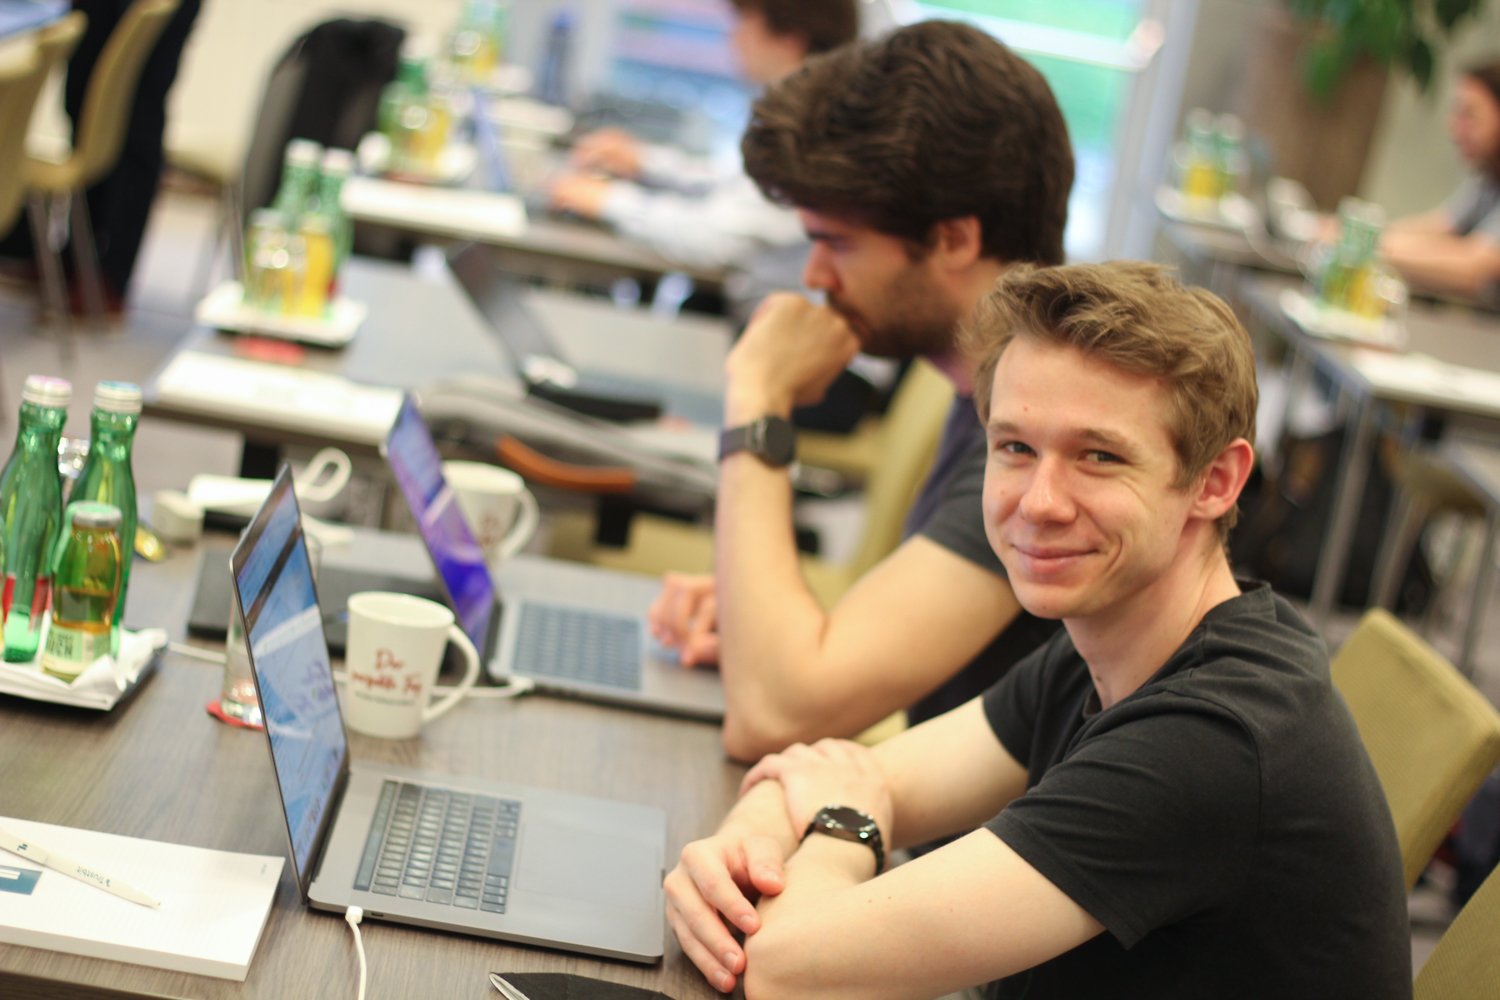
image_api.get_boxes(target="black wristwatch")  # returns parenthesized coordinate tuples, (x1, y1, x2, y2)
(718, 416, 796, 468)
(802, 805, 884, 874)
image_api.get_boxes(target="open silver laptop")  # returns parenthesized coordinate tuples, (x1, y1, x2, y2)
(232, 467, 666, 962)
(447, 242, 726, 426)
(386, 395, 725, 721)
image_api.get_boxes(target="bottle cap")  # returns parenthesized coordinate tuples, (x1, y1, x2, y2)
(321, 148, 354, 176)
(286, 138, 323, 168)
(21, 375, 71, 409)
(93, 380, 142, 414)
(69, 501, 122, 529)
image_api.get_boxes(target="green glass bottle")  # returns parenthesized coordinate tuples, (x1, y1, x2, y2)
(41, 501, 122, 681)
(316, 148, 354, 299)
(70, 381, 140, 647)
(0, 375, 71, 662)
(271, 138, 323, 226)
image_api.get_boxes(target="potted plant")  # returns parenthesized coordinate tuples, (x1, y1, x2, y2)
(1286, 0, 1489, 99)
(1234, 0, 1488, 208)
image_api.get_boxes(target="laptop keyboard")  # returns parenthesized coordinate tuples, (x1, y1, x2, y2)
(514, 603, 642, 690)
(355, 780, 521, 913)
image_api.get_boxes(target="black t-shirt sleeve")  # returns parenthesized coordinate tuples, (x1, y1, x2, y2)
(918, 432, 1005, 578)
(984, 698, 1262, 949)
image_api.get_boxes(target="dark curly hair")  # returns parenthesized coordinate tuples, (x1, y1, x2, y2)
(741, 20, 1073, 265)
(727, 0, 858, 56)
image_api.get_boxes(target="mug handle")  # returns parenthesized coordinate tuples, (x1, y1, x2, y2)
(493, 486, 540, 564)
(423, 624, 480, 723)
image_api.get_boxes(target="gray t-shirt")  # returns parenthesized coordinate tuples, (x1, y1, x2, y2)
(1446, 174, 1500, 242)
(905, 397, 1058, 727)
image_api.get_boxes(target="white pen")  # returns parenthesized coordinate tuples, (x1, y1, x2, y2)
(0, 827, 161, 909)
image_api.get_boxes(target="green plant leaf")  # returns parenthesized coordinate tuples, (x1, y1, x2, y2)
(1434, 0, 1481, 31)
(1304, 38, 1346, 101)
(1407, 34, 1435, 91)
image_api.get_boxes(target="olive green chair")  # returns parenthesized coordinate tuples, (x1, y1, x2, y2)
(1331, 608, 1500, 889)
(1414, 861, 1500, 1000)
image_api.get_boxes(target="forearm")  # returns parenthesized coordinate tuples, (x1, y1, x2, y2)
(1383, 233, 1500, 298)
(714, 443, 836, 759)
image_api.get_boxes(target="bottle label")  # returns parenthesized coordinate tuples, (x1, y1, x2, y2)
(29, 576, 50, 629)
(40, 623, 111, 680)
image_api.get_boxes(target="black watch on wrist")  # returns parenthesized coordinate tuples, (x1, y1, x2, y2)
(718, 416, 796, 468)
(802, 805, 884, 874)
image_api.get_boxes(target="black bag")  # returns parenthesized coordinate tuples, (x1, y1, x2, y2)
(1231, 427, 1433, 613)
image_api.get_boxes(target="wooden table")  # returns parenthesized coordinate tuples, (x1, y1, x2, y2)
(0, 539, 740, 999)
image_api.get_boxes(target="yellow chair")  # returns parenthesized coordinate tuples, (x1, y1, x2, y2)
(1330, 608, 1500, 888)
(582, 358, 956, 607)
(1414, 861, 1500, 1000)
(24, 0, 178, 325)
(0, 14, 85, 237)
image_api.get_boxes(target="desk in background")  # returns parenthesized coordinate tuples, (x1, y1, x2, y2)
(342, 175, 728, 297)
(0, 537, 739, 999)
(1241, 272, 1500, 622)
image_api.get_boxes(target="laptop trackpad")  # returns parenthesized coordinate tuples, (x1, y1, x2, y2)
(520, 824, 655, 905)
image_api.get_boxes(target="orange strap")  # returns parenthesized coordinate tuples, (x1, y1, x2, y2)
(494, 436, 636, 495)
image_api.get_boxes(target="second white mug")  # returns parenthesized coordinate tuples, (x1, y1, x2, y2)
(442, 461, 539, 569)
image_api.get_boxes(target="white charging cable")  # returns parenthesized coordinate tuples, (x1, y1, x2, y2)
(345, 906, 367, 1000)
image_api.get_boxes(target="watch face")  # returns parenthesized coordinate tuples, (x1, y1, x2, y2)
(823, 806, 874, 833)
(762, 417, 796, 466)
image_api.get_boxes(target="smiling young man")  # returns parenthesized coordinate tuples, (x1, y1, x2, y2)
(663, 262, 1411, 999)
(646, 21, 1072, 761)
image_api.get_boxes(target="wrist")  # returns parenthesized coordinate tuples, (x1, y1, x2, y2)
(802, 805, 884, 875)
(724, 382, 794, 425)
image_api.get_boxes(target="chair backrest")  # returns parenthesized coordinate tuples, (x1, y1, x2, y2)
(1331, 608, 1500, 888)
(0, 12, 85, 232)
(843, 358, 954, 581)
(1414, 860, 1500, 1000)
(71, 0, 178, 188)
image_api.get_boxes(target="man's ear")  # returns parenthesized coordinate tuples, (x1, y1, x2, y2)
(1192, 438, 1255, 522)
(930, 216, 983, 271)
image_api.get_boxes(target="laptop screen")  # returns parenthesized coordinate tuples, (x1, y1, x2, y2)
(233, 469, 347, 889)
(384, 397, 496, 653)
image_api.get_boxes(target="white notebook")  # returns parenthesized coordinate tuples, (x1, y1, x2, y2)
(0, 817, 283, 981)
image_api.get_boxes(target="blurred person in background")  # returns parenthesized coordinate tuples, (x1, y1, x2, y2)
(1382, 57, 1500, 306)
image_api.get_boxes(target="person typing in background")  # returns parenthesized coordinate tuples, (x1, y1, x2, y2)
(648, 22, 1072, 761)
(546, 0, 857, 270)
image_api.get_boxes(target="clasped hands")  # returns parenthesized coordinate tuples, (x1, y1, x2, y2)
(665, 739, 893, 993)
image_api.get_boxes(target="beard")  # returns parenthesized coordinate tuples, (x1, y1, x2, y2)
(826, 266, 962, 361)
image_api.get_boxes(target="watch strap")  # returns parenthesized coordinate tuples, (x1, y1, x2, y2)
(717, 416, 796, 467)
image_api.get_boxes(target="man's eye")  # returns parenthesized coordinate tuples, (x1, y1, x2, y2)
(996, 441, 1032, 456)
(1085, 450, 1122, 464)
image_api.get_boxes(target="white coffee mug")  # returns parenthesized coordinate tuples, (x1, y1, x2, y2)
(343, 592, 479, 739)
(442, 461, 539, 568)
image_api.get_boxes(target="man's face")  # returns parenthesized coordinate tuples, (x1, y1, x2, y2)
(797, 209, 962, 360)
(982, 336, 1201, 627)
(1449, 76, 1500, 169)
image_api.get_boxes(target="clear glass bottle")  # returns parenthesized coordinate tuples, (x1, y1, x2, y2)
(69, 381, 140, 648)
(0, 375, 72, 662)
(41, 501, 122, 681)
